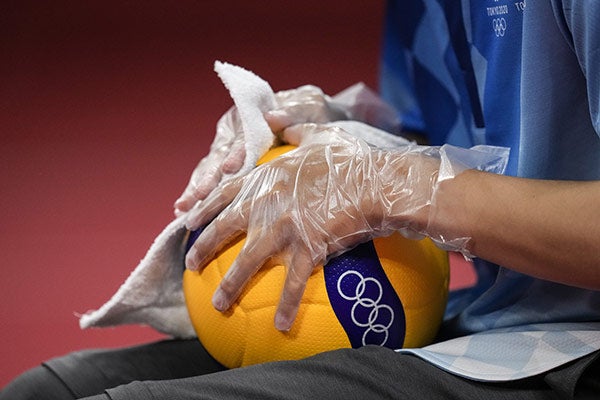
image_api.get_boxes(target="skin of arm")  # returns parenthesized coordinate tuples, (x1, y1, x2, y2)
(429, 170, 600, 290)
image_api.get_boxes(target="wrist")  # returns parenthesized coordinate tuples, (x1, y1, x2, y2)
(376, 149, 440, 234)
(426, 169, 482, 255)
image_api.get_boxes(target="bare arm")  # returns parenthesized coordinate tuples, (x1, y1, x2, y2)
(431, 170, 600, 289)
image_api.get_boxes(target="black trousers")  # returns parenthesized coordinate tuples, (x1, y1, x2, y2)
(1, 339, 599, 400)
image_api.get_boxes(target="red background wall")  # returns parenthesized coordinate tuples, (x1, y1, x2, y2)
(1, 1, 473, 387)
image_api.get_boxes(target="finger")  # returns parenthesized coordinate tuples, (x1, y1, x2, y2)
(173, 187, 196, 214)
(185, 207, 248, 271)
(280, 123, 321, 145)
(274, 251, 316, 331)
(211, 236, 281, 312)
(174, 165, 224, 215)
(184, 177, 244, 231)
(221, 138, 246, 174)
(191, 163, 223, 201)
(265, 109, 294, 133)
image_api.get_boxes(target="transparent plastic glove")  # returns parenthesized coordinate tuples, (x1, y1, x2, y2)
(332, 82, 401, 134)
(283, 121, 411, 149)
(174, 107, 247, 216)
(184, 126, 508, 331)
(265, 83, 401, 135)
(264, 85, 350, 133)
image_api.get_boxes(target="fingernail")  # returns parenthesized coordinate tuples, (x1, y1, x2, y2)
(185, 247, 198, 270)
(265, 110, 290, 132)
(212, 289, 228, 311)
(274, 312, 291, 332)
(174, 196, 193, 213)
(184, 215, 198, 231)
(265, 109, 283, 119)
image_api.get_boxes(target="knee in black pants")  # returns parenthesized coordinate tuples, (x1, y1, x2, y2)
(0, 364, 75, 400)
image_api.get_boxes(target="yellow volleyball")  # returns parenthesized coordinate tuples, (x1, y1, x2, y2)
(183, 145, 449, 368)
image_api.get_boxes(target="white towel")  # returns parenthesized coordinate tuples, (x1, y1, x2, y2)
(79, 61, 278, 337)
(78, 62, 405, 337)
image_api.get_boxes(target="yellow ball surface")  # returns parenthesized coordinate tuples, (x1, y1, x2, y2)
(183, 145, 449, 369)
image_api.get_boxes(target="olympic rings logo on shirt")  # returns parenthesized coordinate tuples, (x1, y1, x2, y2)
(492, 18, 507, 37)
(336, 270, 395, 346)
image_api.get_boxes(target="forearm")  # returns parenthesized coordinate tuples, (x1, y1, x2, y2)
(431, 170, 600, 289)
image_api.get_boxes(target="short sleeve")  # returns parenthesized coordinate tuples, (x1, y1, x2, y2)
(552, 0, 600, 134)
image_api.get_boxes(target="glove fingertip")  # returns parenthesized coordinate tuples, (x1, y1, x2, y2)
(274, 311, 293, 332)
(221, 151, 245, 174)
(265, 109, 292, 133)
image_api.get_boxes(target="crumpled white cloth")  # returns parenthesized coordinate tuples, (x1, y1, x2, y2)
(79, 62, 405, 337)
(79, 62, 278, 337)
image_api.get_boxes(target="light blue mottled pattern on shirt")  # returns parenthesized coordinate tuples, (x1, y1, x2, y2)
(380, 0, 600, 380)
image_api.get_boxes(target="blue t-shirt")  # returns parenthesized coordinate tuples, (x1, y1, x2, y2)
(380, 0, 600, 380)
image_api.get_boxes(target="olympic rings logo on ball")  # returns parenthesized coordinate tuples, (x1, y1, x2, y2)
(336, 270, 395, 346)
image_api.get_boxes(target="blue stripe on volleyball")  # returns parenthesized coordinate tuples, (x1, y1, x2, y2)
(184, 229, 204, 271)
(185, 229, 203, 253)
(324, 241, 406, 349)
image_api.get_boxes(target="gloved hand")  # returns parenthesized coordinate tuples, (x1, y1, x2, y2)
(174, 106, 248, 216)
(266, 82, 401, 135)
(184, 126, 508, 331)
(282, 121, 411, 149)
(264, 85, 350, 134)
(175, 85, 348, 216)
(175, 84, 403, 216)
